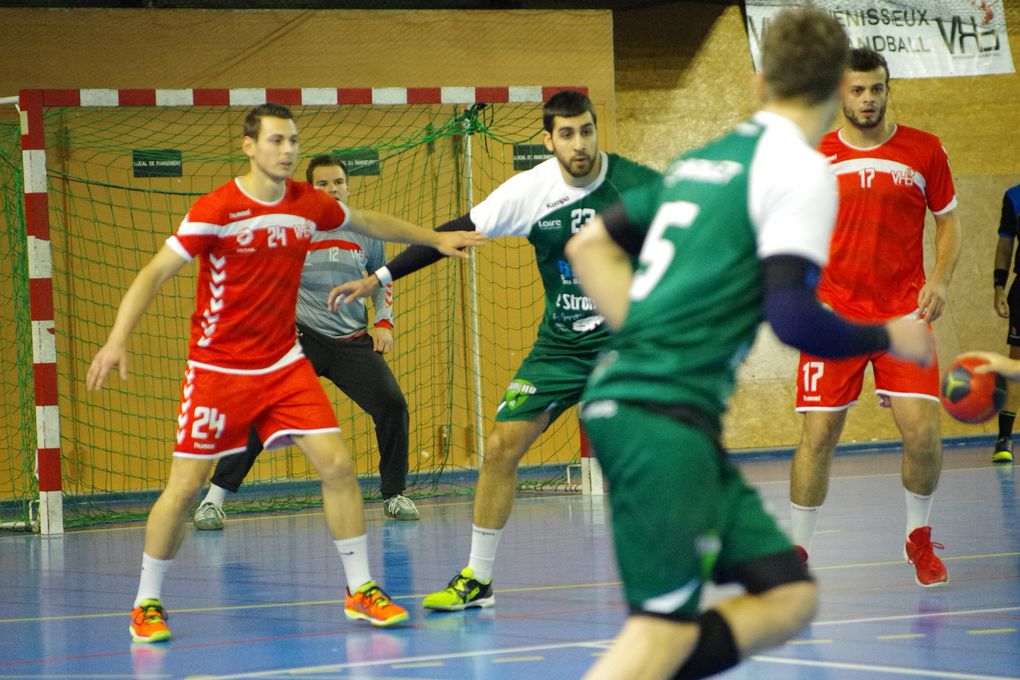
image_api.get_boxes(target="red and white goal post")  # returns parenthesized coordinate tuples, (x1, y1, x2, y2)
(13, 85, 603, 534)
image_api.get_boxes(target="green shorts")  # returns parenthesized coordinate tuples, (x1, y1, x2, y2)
(581, 399, 793, 618)
(494, 344, 601, 424)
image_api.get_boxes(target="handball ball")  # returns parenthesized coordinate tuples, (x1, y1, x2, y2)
(940, 356, 1007, 424)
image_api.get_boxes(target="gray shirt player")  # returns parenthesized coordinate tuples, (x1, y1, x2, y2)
(296, 228, 394, 339)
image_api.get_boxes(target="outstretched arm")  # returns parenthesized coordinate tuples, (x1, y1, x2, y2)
(762, 255, 932, 365)
(960, 351, 1020, 380)
(346, 208, 485, 259)
(328, 214, 477, 309)
(86, 244, 189, 390)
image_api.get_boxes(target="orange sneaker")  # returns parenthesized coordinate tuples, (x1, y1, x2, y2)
(129, 599, 171, 642)
(345, 581, 409, 627)
(905, 526, 949, 588)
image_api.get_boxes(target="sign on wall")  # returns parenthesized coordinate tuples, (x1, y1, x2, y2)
(332, 148, 380, 176)
(132, 149, 182, 178)
(745, 0, 1015, 78)
(513, 143, 553, 171)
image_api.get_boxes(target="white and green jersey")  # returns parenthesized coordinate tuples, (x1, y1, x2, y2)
(470, 151, 660, 352)
(584, 112, 836, 418)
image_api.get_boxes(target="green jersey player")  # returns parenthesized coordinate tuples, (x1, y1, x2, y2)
(567, 9, 933, 680)
(329, 91, 659, 611)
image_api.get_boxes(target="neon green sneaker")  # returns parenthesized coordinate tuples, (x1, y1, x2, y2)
(993, 436, 1014, 464)
(422, 567, 494, 611)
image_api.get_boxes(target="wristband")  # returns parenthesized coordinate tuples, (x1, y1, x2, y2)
(995, 268, 1009, 287)
(374, 266, 393, 287)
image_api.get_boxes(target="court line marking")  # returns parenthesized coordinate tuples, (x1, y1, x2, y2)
(8, 606, 1017, 677)
(752, 655, 1017, 679)
(185, 640, 615, 679)
(5, 461, 997, 537)
(878, 633, 926, 640)
(4, 588, 1018, 627)
(812, 605, 1020, 627)
(183, 629, 1020, 680)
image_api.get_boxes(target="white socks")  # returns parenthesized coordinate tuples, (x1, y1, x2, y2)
(335, 535, 372, 592)
(467, 525, 503, 583)
(201, 483, 228, 507)
(789, 503, 821, 551)
(904, 489, 934, 536)
(135, 553, 173, 607)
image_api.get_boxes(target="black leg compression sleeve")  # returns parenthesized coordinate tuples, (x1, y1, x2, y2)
(670, 609, 739, 680)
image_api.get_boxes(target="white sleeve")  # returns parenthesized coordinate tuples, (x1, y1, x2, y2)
(749, 141, 836, 267)
(468, 167, 547, 238)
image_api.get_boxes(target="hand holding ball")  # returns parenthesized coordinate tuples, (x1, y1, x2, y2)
(940, 356, 1007, 424)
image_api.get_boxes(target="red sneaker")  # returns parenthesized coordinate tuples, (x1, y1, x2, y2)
(129, 599, 171, 642)
(345, 581, 409, 627)
(794, 545, 809, 566)
(905, 526, 949, 587)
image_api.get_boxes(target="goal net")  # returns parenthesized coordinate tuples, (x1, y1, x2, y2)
(1, 88, 588, 529)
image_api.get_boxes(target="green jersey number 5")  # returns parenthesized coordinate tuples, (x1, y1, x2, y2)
(630, 201, 700, 301)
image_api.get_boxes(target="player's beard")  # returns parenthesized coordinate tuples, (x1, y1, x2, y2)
(560, 153, 595, 179)
(844, 100, 887, 130)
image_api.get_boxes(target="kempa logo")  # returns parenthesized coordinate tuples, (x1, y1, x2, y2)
(503, 379, 538, 411)
(545, 196, 570, 209)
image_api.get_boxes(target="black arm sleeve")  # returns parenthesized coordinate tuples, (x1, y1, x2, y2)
(601, 202, 646, 257)
(384, 213, 477, 282)
(762, 254, 890, 359)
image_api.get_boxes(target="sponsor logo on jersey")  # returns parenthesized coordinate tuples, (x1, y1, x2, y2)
(545, 195, 570, 209)
(503, 379, 538, 411)
(538, 218, 562, 230)
(295, 220, 314, 240)
(229, 209, 252, 220)
(557, 259, 577, 284)
(665, 158, 743, 186)
(236, 228, 254, 246)
(572, 314, 604, 332)
(556, 292, 596, 311)
(891, 169, 916, 186)
(825, 154, 838, 163)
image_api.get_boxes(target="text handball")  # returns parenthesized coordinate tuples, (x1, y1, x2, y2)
(940, 356, 1007, 424)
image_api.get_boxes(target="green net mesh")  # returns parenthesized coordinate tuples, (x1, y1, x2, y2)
(1, 101, 586, 528)
(0, 121, 36, 529)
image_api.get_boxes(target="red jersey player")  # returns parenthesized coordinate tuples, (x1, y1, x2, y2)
(788, 48, 961, 587)
(86, 103, 486, 642)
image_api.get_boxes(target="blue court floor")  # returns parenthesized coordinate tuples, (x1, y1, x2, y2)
(2, 441, 1018, 679)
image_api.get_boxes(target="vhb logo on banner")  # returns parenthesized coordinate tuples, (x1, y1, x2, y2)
(745, 0, 1015, 78)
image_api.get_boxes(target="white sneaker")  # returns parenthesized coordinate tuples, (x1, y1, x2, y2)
(193, 502, 225, 530)
(383, 495, 420, 521)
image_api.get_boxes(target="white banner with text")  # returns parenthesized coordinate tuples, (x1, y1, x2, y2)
(745, 1, 1015, 78)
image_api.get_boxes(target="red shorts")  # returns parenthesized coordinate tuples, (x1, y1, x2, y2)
(795, 346, 940, 411)
(173, 358, 340, 458)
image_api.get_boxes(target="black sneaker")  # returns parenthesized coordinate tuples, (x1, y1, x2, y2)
(993, 436, 1014, 464)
